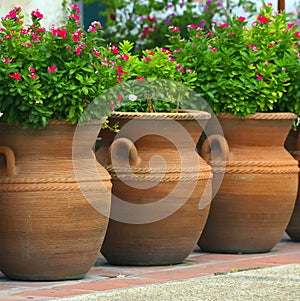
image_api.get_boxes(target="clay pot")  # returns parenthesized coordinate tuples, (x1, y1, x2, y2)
(0, 121, 111, 281)
(199, 113, 299, 253)
(285, 126, 300, 241)
(97, 111, 213, 265)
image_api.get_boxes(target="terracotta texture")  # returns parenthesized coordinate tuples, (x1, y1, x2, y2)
(97, 111, 213, 265)
(285, 126, 300, 241)
(0, 122, 111, 280)
(199, 113, 299, 253)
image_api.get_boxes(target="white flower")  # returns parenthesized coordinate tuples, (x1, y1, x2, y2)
(129, 94, 137, 102)
(0, 112, 3, 117)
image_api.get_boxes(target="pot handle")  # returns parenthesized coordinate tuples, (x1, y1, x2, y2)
(0, 146, 16, 176)
(108, 137, 141, 166)
(200, 134, 230, 162)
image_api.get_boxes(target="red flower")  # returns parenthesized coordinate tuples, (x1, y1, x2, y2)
(257, 14, 270, 23)
(295, 32, 300, 39)
(147, 15, 156, 23)
(110, 14, 116, 21)
(137, 76, 145, 81)
(117, 94, 122, 102)
(9, 72, 21, 80)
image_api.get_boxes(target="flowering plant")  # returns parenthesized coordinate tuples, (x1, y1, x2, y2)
(96, 41, 198, 113)
(0, 4, 199, 129)
(168, 2, 300, 117)
(0, 4, 123, 129)
(83, 0, 257, 53)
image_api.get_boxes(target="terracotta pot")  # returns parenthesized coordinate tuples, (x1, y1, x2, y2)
(97, 111, 212, 265)
(285, 126, 300, 241)
(199, 112, 299, 253)
(0, 121, 111, 281)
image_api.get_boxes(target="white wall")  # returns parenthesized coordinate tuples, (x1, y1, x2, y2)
(0, 0, 72, 28)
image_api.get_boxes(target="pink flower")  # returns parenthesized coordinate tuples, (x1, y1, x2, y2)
(169, 25, 179, 33)
(110, 102, 115, 109)
(237, 16, 246, 22)
(256, 74, 263, 80)
(88, 26, 97, 33)
(29, 73, 37, 79)
(295, 32, 300, 38)
(257, 14, 270, 23)
(72, 29, 82, 42)
(92, 50, 101, 57)
(187, 24, 198, 29)
(219, 23, 229, 28)
(210, 47, 218, 52)
(28, 67, 36, 73)
(9, 72, 21, 80)
(58, 29, 67, 38)
(143, 56, 152, 61)
(174, 49, 182, 53)
(117, 54, 130, 61)
(91, 21, 102, 28)
(137, 76, 145, 81)
(75, 46, 83, 55)
(288, 23, 296, 29)
(109, 45, 119, 54)
(31, 9, 43, 19)
(2, 58, 10, 63)
(6, 11, 17, 19)
(48, 66, 57, 73)
(247, 44, 258, 51)
(160, 48, 172, 55)
(68, 14, 80, 21)
(70, 4, 81, 14)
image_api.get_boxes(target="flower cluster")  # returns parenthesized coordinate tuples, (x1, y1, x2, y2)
(168, 2, 300, 117)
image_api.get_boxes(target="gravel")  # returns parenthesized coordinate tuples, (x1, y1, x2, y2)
(56, 264, 300, 301)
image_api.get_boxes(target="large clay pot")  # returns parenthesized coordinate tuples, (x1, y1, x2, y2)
(97, 111, 213, 265)
(0, 121, 111, 281)
(199, 113, 299, 253)
(285, 126, 300, 241)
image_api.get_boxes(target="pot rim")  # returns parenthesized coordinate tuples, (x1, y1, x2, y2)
(109, 110, 211, 121)
(218, 112, 298, 120)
